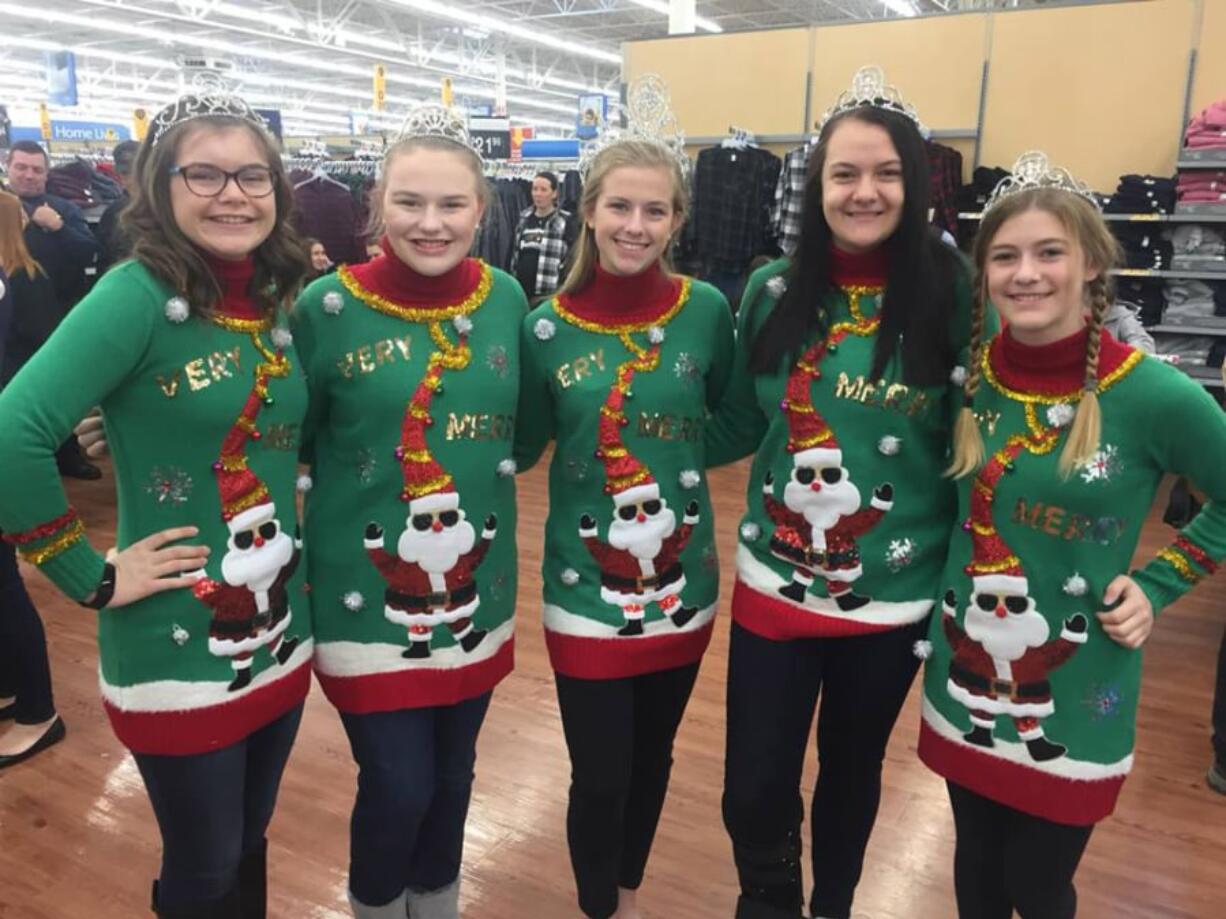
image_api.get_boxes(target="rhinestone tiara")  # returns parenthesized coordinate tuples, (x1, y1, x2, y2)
(148, 93, 270, 148)
(983, 151, 1101, 214)
(579, 75, 686, 177)
(396, 104, 476, 156)
(817, 65, 926, 137)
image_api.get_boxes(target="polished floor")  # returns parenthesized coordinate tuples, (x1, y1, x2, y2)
(1, 458, 1224, 919)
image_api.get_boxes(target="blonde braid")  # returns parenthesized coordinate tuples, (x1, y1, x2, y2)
(946, 275, 989, 478)
(1058, 278, 1108, 476)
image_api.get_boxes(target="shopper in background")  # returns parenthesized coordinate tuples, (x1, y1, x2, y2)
(706, 67, 982, 919)
(96, 139, 141, 272)
(928, 154, 1226, 919)
(0, 190, 64, 771)
(304, 237, 333, 280)
(0, 94, 313, 919)
(294, 106, 525, 919)
(511, 170, 577, 300)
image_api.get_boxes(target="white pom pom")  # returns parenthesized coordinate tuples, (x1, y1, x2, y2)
(740, 522, 761, 543)
(647, 326, 665, 345)
(766, 276, 787, 298)
(561, 568, 580, 586)
(497, 458, 517, 477)
(164, 296, 190, 323)
(1047, 404, 1076, 428)
(343, 591, 365, 612)
(950, 365, 968, 386)
(679, 469, 701, 489)
(1062, 573, 1088, 597)
(171, 624, 190, 646)
(322, 291, 344, 315)
(296, 474, 313, 493)
(878, 435, 902, 456)
(270, 327, 293, 349)
(913, 639, 933, 661)
(453, 314, 473, 335)
(534, 318, 556, 341)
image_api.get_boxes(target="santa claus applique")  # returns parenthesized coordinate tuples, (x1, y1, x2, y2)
(366, 358, 495, 659)
(194, 386, 301, 693)
(941, 444, 1088, 762)
(763, 345, 892, 610)
(579, 346, 700, 636)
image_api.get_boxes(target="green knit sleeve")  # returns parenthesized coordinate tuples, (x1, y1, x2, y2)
(513, 309, 556, 473)
(704, 269, 772, 468)
(289, 281, 330, 467)
(703, 283, 736, 413)
(1131, 364, 1226, 613)
(0, 264, 157, 599)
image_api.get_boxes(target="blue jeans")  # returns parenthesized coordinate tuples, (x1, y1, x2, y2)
(134, 704, 303, 909)
(340, 692, 492, 907)
(0, 535, 55, 724)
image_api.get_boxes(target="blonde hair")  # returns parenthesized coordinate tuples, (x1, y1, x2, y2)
(948, 187, 1122, 479)
(366, 136, 488, 240)
(558, 139, 689, 296)
(0, 191, 43, 280)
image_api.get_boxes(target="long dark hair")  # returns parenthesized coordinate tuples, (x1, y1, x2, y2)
(749, 107, 964, 386)
(123, 115, 308, 319)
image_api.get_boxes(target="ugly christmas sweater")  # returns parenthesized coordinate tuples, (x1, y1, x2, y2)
(0, 258, 312, 756)
(919, 326, 1226, 826)
(706, 251, 982, 640)
(515, 264, 734, 679)
(294, 252, 526, 713)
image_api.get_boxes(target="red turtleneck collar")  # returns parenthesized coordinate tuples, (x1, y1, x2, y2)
(348, 239, 483, 308)
(989, 324, 1136, 397)
(559, 262, 682, 326)
(203, 253, 261, 319)
(830, 245, 889, 288)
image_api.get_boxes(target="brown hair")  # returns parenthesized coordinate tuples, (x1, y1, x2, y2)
(122, 116, 308, 319)
(366, 136, 488, 240)
(948, 187, 1123, 479)
(558, 139, 689, 296)
(0, 191, 43, 280)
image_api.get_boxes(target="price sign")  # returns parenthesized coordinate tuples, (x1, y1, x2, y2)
(470, 117, 511, 160)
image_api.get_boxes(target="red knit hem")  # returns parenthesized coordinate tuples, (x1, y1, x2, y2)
(315, 638, 514, 713)
(104, 660, 311, 756)
(731, 580, 903, 640)
(917, 720, 1122, 826)
(545, 620, 714, 679)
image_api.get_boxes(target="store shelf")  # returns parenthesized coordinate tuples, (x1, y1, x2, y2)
(1150, 323, 1226, 336)
(1177, 151, 1226, 168)
(1181, 365, 1226, 389)
(1110, 268, 1226, 280)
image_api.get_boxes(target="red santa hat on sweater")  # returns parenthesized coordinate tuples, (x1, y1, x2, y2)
(782, 348, 841, 468)
(596, 350, 660, 509)
(213, 388, 276, 534)
(963, 441, 1028, 596)
(397, 358, 459, 516)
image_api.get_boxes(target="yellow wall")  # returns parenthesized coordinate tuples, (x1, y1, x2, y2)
(1191, 0, 1226, 114)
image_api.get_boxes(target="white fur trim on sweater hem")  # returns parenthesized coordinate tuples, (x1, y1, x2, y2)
(543, 601, 716, 639)
(314, 621, 514, 676)
(208, 610, 292, 656)
(99, 640, 313, 712)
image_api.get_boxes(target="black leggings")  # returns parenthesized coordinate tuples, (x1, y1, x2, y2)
(554, 662, 700, 919)
(1213, 622, 1226, 766)
(947, 781, 1094, 919)
(0, 536, 55, 724)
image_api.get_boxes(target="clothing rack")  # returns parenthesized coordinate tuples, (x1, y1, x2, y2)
(483, 159, 578, 179)
(283, 158, 380, 176)
(721, 126, 757, 148)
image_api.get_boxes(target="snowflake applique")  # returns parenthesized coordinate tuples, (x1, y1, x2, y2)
(144, 467, 193, 506)
(355, 448, 378, 486)
(702, 543, 719, 573)
(1079, 444, 1121, 484)
(487, 570, 510, 602)
(564, 457, 591, 484)
(673, 352, 701, 386)
(1083, 683, 1125, 721)
(885, 538, 916, 572)
(486, 344, 510, 379)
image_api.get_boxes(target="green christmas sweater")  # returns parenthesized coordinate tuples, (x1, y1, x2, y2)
(0, 260, 311, 755)
(514, 266, 734, 679)
(294, 255, 526, 713)
(706, 256, 983, 640)
(919, 327, 1226, 826)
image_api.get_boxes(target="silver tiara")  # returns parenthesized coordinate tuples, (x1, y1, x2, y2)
(396, 104, 476, 157)
(983, 151, 1101, 214)
(579, 75, 687, 177)
(148, 93, 269, 148)
(817, 65, 927, 137)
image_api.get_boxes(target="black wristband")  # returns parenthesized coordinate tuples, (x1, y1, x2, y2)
(80, 562, 117, 610)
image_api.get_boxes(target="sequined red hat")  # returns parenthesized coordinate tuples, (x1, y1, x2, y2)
(396, 360, 458, 515)
(595, 352, 659, 508)
(214, 388, 275, 533)
(781, 348, 841, 467)
(964, 441, 1028, 595)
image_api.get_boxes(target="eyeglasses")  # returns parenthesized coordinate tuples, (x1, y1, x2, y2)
(617, 499, 662, 521)
(974, 594, 1030, 614)
(794, 466, 843, 486)
(234, 520, 279, 550)
(412, 510, 460, 531)
(169, 163, 276, 198)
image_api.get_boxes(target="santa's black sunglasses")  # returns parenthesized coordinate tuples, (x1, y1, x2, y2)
(617, 499, 662, 521)
(234, 520, 279, 550)
(412, 510, 461, 531)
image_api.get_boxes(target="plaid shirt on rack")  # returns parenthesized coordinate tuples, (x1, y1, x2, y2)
(511, 207, 573, 297)
(692, 145, 782, 274)
(773, 142, 813, 257)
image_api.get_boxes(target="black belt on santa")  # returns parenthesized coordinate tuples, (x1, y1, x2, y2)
(385, 581, 478, 611)
(770, 540, 859, 568)
(210, 608, 284, 636)
(603, 566, 680, 593)
(950, 663, 1050, 701)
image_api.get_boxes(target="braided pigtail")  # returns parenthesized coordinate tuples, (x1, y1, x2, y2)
(1058, 277, 1108, 477)
(946, 274, 989, 478)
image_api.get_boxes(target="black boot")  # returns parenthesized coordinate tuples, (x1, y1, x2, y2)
(617, 619, 644, 637)
(152, 879, 242, 917)
(402, 642, 431, 659)
(777, 581, 808, 603)
(459, 629, 488, 653)
(834, 591, 871, 611)
(228, 668, 252, 692)
(1026, 735, 1067, 762)
(237, 839, 267, 919)
(671, 606, 699, 628)
(963, 726, 995, 748)
(274, 636, 299, 665)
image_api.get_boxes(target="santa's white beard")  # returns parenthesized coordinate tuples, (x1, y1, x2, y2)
(964, 600, 1050, 661)
(608, 507, 677, 561)
(221, 531, 294, 592)
(398, 519, 477, 573)
(783, 477, 861, 539)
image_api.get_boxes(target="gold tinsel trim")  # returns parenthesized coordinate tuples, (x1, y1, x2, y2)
(20, 519, 87, 566)
(1157, 547, 1200, 584)
(403, 473, 454, 500)
(226, 484, 270, 517)
(973, 555, 1024, 575)
(338, 262, 493, 323)
(982, 346, 1145, 405)
(552, 277, 692, 337)
(209, 314, 273, 334)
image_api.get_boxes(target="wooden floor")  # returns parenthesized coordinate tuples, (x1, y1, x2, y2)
(2, 458, 1224, 919)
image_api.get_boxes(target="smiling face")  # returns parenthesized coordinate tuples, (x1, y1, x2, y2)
(587, 164, 682, 278)
(986, 207, 1098, 345)
(820, 118, 904, 255)
(381, 146, 485, 276)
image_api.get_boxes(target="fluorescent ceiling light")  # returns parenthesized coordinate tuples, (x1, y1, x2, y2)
(623, 0, 722, 33)
(880, 0, 918, 16)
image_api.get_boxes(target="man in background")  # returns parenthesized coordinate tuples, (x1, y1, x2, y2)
(96, 139, 139, 272)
